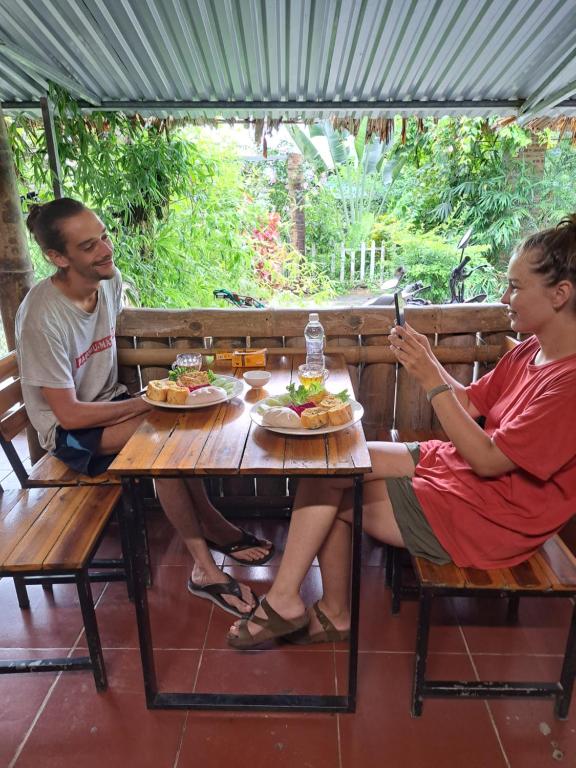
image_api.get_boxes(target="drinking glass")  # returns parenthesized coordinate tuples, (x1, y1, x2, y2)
(297, 363, 329, 387)
(172, 353, 202, 372)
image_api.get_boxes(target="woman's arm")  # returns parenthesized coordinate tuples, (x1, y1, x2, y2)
(389, 323, 517, 477)
(42, 387, 152, 431)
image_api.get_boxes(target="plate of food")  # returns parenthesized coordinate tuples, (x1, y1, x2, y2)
(250, 381, 364, 435)
(142, 370, 243, 409)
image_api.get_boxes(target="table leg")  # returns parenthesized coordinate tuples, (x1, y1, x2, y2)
(122, 477, 158, 705)
(346, 474, 363, 712)
(126, 472, 363, 712)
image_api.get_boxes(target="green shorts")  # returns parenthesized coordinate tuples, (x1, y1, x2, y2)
(385, 442, 451, 564)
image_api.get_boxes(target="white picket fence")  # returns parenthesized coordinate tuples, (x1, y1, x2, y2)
(310, 241, 387, 284)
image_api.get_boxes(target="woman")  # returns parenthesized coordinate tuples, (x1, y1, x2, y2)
(228, 215, 576, 649)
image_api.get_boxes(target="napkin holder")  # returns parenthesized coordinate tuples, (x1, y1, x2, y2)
(215, 348, 267, 367)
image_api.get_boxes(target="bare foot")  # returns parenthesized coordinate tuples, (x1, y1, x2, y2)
(228, 593, 306, 641)
(206, 528, 274, 564)
(190, 566, 256, 615)
(307, 599, 350, 636)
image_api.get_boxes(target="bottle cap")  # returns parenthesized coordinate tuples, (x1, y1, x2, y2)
(309, 312, 319, 321)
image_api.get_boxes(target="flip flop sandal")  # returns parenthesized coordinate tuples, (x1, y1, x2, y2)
(227, 597, 310, 650)
(187, 575, 258, 619)
(287, 601, 350, 645)
(206, 528, 275, 566)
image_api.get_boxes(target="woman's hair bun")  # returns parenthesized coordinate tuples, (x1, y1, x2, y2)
(26, 204, 42, 234)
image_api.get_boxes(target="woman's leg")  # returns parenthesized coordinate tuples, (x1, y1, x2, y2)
(183, 479, 272, 563)
(155, 478, 256, 614)
(229, 441, 415, 639)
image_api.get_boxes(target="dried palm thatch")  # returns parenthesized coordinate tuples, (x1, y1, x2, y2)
(497, 115, 576, 144)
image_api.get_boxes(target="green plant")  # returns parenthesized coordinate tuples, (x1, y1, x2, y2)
(371, 215, 501, 302)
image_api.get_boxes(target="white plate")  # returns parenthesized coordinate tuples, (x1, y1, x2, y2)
(250, 398, 364, 435)
(142, 375, 244, 409)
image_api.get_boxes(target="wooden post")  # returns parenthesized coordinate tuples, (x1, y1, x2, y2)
(0, 104, 34, 351)
(369, 240, 376, 280)
(40, 96, 62, 199)
(359, 241, 366, 282)
(287, 153, 305, 254)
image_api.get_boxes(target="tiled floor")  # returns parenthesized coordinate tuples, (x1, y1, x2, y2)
(1, 437, 576, 768)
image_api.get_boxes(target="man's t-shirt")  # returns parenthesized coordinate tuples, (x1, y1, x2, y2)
(413, 336, 576, 569)
(15, 270, 127, 451)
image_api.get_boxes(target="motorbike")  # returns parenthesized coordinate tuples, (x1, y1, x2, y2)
(448, 228, 487, 303)
(363, 266, 431, 307)
(213, 289, 266, 308)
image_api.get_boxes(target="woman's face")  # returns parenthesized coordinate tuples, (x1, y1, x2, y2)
(501, 248, 559, 334)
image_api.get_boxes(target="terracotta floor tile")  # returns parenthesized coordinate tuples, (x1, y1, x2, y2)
(13, 649, 187, 768)
(455, 595, 574, 656)
(476, 655, 576, 768)
(177, 711, 339, 768)
(0, 578, 105, 650)
(94, 565, 212, 650)
(195, 647, 338, 697)
(338, 652, 508, 768)
(358, 567, 465, 654)
(0, 649, 59, 768)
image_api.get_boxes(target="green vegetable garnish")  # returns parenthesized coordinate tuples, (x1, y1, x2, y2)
(169, 367, 217, 383)
(286, 381, 350, 405)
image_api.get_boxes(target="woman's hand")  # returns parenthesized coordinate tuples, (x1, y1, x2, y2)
(388, 322, 443, 390)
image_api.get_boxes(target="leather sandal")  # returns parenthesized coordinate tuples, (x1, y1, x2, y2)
(227, 597, 309, 649)
(187, 575, 257, 619)
(206, 528, 275, 565)
(288, 601, 350, 645)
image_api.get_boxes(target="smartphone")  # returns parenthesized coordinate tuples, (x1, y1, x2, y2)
(394, 290, 405, 326)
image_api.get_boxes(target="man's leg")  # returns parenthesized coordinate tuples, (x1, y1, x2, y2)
(100, 412, 256, 614)
(183, 479, 272, 563)
(154, 479, 256, 614)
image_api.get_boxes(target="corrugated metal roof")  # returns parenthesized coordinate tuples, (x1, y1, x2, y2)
(0, 0, 575, 119)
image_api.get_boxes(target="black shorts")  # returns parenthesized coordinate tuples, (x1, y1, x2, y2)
(53, 393, 131, 477)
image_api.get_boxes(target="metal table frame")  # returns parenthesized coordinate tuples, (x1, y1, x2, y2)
(121, 472, 363, 712)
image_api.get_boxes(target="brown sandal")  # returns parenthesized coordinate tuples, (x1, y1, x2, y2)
(227, 597, 309, 649)
(288, 601, 350, 645)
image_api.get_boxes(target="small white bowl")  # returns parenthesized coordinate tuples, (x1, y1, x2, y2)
(243, 370, 271, 389)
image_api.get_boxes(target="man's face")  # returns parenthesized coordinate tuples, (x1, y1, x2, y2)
(50, 209, 115, 282)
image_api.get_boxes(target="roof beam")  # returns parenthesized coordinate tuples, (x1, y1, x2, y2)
(519, 41, 576, 119)
(0, 43, 101, 105)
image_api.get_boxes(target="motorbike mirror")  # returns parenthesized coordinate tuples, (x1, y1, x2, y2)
(457, 227, 473, 251)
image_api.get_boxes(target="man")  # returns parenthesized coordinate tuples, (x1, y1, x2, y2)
(15, 198, 273, 617)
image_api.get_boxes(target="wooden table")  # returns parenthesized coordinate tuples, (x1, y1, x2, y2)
(109, 353, 371, 712)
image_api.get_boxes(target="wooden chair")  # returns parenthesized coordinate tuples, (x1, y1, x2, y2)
(0, 350, 135, 604)
(386, 428, 576, 719)
(0, 483, 120, 690)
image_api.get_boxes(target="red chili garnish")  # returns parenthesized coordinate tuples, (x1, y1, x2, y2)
(187, 384, 210, 392)
(288, 402, 316, 416)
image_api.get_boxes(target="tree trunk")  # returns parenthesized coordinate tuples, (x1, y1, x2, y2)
(0, 104, 34, 351)
(287, 152, 305, 254)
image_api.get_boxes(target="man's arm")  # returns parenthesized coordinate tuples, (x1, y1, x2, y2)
(42, 387, 151, 431)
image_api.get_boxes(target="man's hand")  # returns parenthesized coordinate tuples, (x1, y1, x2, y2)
(42, 387, 152, 431)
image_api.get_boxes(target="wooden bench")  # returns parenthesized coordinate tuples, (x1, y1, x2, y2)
(0, 350, 153, 599)
(387, 428, 576, 719)
(0, 484, 120, 690)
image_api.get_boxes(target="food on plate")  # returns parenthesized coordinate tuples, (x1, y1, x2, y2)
(147, 380, 168, 402)
(178, 370, 211, 389)
(319, 396, 343, 411)
(166, 385, 189, 405)
(187, 386, 227, 405)
(300, 407, 329, 430)
(260, 405, 302, 428)
(325, 401, 352, 425)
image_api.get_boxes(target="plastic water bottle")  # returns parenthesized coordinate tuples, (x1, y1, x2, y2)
(304, 312, 325, 368)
